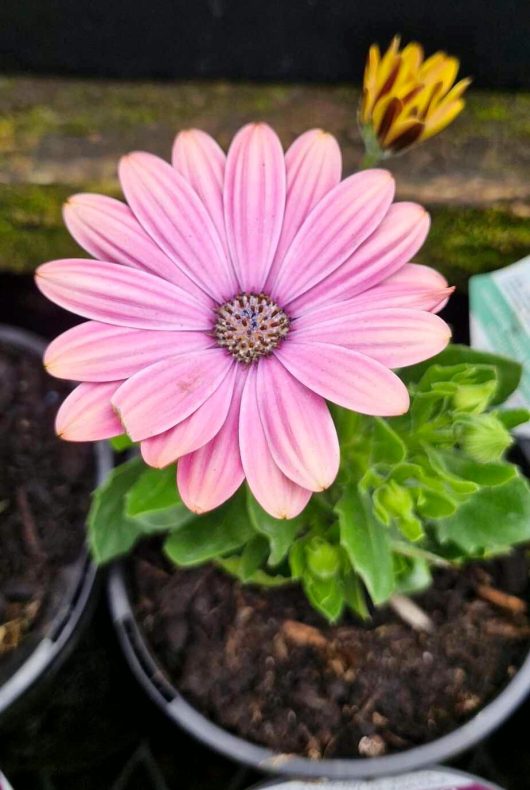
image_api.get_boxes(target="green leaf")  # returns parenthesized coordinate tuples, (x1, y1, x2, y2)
(393, 555, 432, 595)
(495, 408, 530, 430)
(246, 488, 305, 565)
(289, 539, 307, 579)
(217, 556, 291, 586)
(438, 451, 517, 487)
(371, 418, 406, 464)
(88, 458, 173, 564)
(302, 572, 345, 623)
(424, 447, 479, 496)
(164, 487, 254, 566)
(335, 486, 395, 604)
(126, 464, 181, 516)
(305, 536, 342, 580)
(240, 535, 270, 580)
(109, 434, 135, 452)
(401, 344, 522, 406)
(415, 487, 458, 519)
(343, 571, 369, 620)
(436, 475, 530, 553)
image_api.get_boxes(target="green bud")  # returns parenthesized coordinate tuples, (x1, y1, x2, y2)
(305, 537, 341, 580)
(452, 379, 497, 414)
(378, 479, 415, 517)
(459, 413, 513, 463)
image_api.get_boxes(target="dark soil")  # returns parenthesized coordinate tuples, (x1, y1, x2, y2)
(0, 340, 93, 678)
(133, 546, 530, 760)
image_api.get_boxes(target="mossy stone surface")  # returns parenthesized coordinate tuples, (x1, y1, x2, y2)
(1, 76, 529, 288)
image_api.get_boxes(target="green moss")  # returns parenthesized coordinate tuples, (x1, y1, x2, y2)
(1, 183, 528, 286)
(0, 183, 120, 273)
(419, 206, 530, 291)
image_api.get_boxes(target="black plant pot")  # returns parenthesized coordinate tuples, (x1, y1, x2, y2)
(108, 557, 530, 781)
(0, 324, 113, 722)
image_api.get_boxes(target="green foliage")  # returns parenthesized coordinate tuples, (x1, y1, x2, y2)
(88, 458, 190, 563)
(87, 344, 530, 624)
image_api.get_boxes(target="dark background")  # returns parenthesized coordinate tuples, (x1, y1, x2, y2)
(0, 0, 529, 87)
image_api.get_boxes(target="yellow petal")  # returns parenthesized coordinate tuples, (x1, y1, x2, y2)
(419, 51, 448, 79)
(383, 116, 424, 150)
(372, 92, 404, 135)
(421, 98, 465, 140)
(400, 42, 424, 75)
(361, 45, 381, 122)
(375, 36, 403, 96)
(443, 76, 472, 104)
(406, 81, 443, 117)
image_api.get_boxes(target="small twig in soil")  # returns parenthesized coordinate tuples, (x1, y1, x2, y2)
(281, 619, 329, 649)
(16, 486, 44, 559)
(476, 584, 527, 614)
(389, 594, 435, 633)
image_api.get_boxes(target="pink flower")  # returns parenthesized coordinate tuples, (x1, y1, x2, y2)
(37, 124, 452, 519)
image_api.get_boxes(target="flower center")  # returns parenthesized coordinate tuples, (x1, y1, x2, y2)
(214, 292, 290, 364)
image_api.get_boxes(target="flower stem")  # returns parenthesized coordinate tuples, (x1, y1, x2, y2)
(359, 150, 383, 169)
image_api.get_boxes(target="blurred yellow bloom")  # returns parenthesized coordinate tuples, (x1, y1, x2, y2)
(360, 36, 471, 157)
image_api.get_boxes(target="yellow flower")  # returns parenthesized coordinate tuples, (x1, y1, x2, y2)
(360, 35, 471, 157)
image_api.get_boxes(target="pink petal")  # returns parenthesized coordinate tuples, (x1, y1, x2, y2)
(271, 169, 395, 304)
(264, 129, 342, 290)
(119, 152, 237, 302)
(223, 123, 286, 292)
(172, 129, 227, 249)
(35, 260, 212, 330)
(140, 365, 237, 467)
(112, 349, 233, 441)
(351, 263, 454, 313)
(256, 356, 339, 492)
(292, 306, 451, 368)
(290, 202, 429, 313)
(45, 322, 213, 382)
(276, 342, 410, 416)
(63, 193, 208, 302)
(55, 381, 123, 441)
(177, 373, 246, 514)
(240, 366, 312, 518)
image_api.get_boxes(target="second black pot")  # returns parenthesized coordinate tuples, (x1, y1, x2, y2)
(0, 324, 113, 723)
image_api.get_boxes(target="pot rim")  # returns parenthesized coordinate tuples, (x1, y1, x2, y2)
(249, 765, 504, 788)
(0, 323, 113, 719)
(108, 556, 530, 780)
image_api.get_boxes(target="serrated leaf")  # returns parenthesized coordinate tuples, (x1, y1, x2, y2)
(246, 488, 305, 565)
(164, 487, 254, 566)
(424, 447, 479, 496)
(438, 451, 517, 487)
(401, 344, 522, 406)
(126, 464, 181, 516)
(88, 458, 176, 564)
(335, 486, 395, 604)
(371, 418, 406, 464)
(436, 475, 530, 553)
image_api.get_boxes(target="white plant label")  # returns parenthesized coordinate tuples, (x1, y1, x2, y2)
(470, 254, 530, 437)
